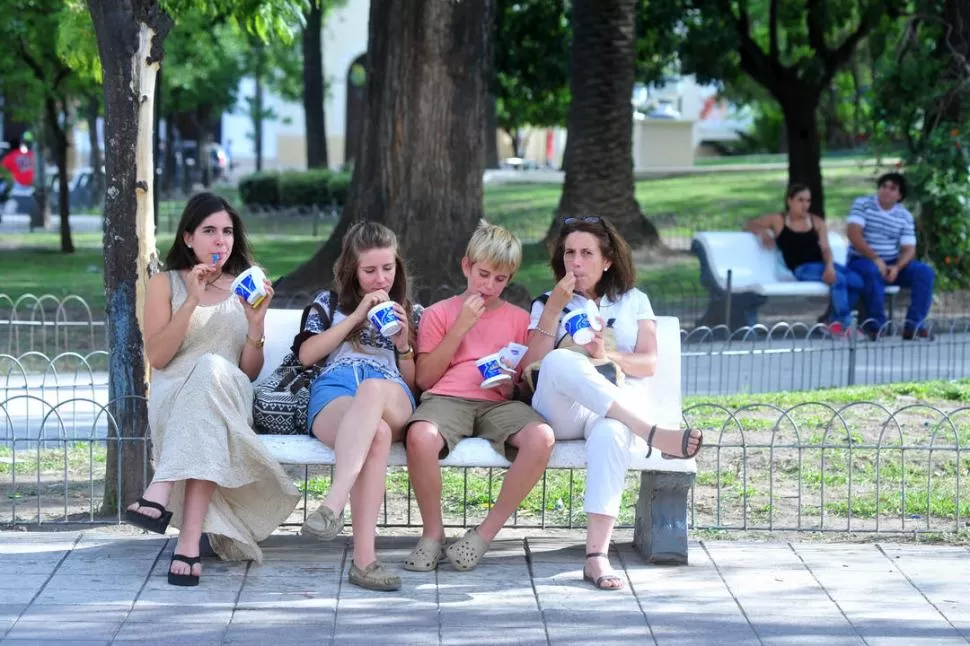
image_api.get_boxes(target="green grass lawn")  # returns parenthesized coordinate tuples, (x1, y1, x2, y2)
(1, 166, 885, 312)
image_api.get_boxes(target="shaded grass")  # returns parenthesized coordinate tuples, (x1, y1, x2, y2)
(3, 167, 881, 311)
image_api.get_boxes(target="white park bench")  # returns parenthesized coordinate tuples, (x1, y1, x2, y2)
(255, 308, 696, 564)
(691, 231, 900, 329)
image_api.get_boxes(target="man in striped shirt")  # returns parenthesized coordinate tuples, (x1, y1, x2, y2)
(846, 172, 935, 339)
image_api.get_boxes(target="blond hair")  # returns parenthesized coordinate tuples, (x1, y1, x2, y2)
(464, 220, 522, 274)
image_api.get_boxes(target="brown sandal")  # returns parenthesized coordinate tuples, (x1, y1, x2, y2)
(646, 425, 703, 460)
(583, 552, 624, 591)
(445, 527, 490, 571)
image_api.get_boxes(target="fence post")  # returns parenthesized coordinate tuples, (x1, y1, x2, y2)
(725, 269, 733, 331)
(847, 309, 858, 386)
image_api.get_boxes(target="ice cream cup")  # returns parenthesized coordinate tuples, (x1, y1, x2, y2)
(476, 352, 511, 388)
(368, 301, 402, 337)
(230, 266, 267, 309)
(563, 309, 595, 345)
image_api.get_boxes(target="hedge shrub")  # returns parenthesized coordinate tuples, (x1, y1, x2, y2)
(238, 169, 351, 209)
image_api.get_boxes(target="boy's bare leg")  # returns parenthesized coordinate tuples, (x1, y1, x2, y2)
(405, 421, 447, 540)
(477, 422, 555, 543)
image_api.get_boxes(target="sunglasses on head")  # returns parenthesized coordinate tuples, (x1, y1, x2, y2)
(563, 216, 603, 226)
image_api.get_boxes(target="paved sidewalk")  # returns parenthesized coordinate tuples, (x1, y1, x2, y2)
(0, 528, 968, 645)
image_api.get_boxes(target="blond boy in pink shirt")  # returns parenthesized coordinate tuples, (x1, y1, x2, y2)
(403, 222, 555, 573)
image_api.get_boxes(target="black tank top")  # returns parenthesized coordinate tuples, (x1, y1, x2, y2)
(775, 216, 822, 271)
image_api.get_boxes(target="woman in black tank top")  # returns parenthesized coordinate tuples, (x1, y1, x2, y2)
(743, 183, 865, 335)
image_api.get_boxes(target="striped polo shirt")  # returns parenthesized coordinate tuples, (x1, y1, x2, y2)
(847, 194, 917, 263)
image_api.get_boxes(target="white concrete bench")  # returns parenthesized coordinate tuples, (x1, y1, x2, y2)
(691, 231, 900, 329)
(255, 308, 696, 564)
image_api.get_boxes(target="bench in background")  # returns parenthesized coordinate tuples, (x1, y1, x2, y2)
(692, 231, 900, 329)
(255, 308, 697, 564)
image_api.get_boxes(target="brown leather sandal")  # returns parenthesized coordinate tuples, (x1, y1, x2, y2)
(583, 552, 624, 591)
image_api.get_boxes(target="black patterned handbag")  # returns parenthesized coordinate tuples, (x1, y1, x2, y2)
(253, 294, 335, 435)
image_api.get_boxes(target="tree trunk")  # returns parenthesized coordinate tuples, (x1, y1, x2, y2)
(31, 118, 50, 232)
(276, 0, 495, 303)
(303, 2, 328, 168)
(253, 45, 264, 172)
(86, 93, 104, 206)
(781, 98, 825, 216)
(86, 0, 171, 515)
(485, 93, 499, 168)
(554, 0, 659, 248)
(45, 97, 74, 253)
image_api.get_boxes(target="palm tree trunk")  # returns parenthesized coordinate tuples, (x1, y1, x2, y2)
(554, 0, 659, 248)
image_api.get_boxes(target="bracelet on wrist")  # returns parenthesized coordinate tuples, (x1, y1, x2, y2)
(245, 335, 265, 349)
(396, 345, 414, 360)
(535, 326, 556, 338)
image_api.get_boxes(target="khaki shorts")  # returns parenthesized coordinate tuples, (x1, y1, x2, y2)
(406, 393, 546, 460)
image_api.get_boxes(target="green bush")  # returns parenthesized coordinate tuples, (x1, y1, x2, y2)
(238, 171, 280, 207)
(239, 169, 352, 210)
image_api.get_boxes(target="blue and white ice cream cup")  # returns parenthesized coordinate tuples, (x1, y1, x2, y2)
(563, 309, 595, 345)
(476, 352, 511, 389)
(368, 301, 402, 337)
(230, 266, 267, 309)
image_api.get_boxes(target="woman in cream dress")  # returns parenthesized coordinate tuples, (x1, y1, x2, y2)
(125, 192, 300, 586)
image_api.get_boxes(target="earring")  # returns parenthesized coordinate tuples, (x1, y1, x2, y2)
(187, 244, 192, 249)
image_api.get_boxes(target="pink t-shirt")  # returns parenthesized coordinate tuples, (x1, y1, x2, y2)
(417, 296, 530, 402)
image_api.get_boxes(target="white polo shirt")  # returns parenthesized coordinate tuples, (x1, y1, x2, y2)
(528, 287, 656, 353)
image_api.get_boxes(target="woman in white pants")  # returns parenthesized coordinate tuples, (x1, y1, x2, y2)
(519, 216, 702, 591)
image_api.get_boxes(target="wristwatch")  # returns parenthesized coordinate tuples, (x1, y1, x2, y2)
(246, 335, 265, 349)
(396, 345, 414, 361)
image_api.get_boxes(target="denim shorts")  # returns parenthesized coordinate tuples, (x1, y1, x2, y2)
(306, 363, 416, 434)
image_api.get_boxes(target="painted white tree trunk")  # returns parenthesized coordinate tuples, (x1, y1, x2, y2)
(133, 22, 159, 374)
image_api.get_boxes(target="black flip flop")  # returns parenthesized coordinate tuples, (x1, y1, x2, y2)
(646, 425, 703, 460)
(124, 498, 172, 534)
(168, 554, 201, 587)
(583, 552, 624, 591)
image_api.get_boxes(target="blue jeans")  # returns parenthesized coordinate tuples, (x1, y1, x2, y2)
(792, 262, 864, 326)
(845, 257, 935, 332)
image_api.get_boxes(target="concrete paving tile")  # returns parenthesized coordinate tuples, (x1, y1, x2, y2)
(650, 623, 759, 646)
(142, 573, 245, 592)
(55, 557, 156, 577)
(0, 587, 42, 606)
(332, 630, 439, 646)
(338, 596, 437, 611)
(222, 624, 333, 643)
(2, 640, 110, 646)
(863, 637, 969, 646)
(0, 574, 51, 590)
(124, 604, 233, 624)
(438, 605, 542, 627)
(16, 603, 132, 623)
(31, 585, 139, 606)
(443, 627, 547, 646)
(228, 607, 335, 625)
(111, 621, 226, 644)
(334, 607, 440, 638)
(244, 561, 340, 580)
(234, 595, 337, 612)
(0, 554, 68, 575)
(135, 585, 241, 606)
(44, 573, 145, 594)
(4, 620, 122, 641)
